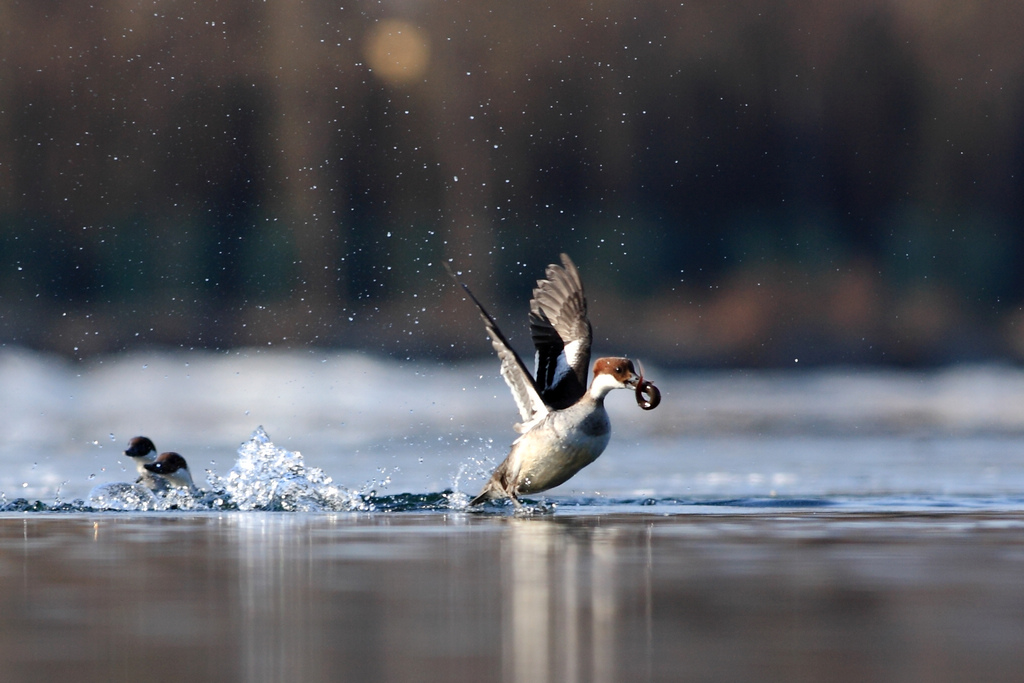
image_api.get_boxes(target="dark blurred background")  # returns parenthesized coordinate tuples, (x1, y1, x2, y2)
(2, 0, 1023, 367)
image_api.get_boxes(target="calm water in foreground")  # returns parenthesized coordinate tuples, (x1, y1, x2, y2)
(4, 350, 1024, 681)
(3, 512, 1024, 683)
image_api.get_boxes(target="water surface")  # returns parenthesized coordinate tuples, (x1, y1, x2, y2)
(3, 512, 1024, 683)
(4, 349, 1024, 509)
(4, 350, 1024, 681)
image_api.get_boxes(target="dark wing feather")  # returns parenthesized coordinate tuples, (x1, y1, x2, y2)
(529, 253, 592, 409)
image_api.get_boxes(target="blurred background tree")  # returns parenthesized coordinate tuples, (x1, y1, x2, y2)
(1, 0, 1022, 367)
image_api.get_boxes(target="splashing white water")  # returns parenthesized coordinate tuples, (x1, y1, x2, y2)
(215, 426, 369, 511)
(87, 483, 159, 511)
(86, 427, 374, 512)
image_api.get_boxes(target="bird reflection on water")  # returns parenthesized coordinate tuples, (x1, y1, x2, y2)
(4, 513, 1024, 682)
(501, 519, 652, 683)
(0, 514, 659, 682)
(228, 514, 655, 683)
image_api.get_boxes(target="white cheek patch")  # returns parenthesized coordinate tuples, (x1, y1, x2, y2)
(589, 371, 626, 398)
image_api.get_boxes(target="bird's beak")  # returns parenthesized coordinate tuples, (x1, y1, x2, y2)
(628, 359, 646, 388)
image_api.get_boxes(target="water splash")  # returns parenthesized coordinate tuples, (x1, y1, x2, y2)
(70, 426, 369, 512)
(215, 426, 370, 511)
(449, 440, 500, 506)
(86, 483, 159, 511)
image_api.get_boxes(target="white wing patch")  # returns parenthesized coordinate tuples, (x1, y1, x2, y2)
(562, 339, 587, 379)
(493, 341, 548, 426)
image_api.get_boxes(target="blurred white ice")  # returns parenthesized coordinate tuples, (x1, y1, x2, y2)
(3, 347, 1024, 503)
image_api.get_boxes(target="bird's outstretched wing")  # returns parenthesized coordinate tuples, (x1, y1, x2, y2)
(446, 264, 549, 427)
(529, 253, 592, 410)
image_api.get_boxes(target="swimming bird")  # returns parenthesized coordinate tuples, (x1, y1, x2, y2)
(123, 436, 158, 481)
(450, 254, 643, 506)
(141, 452, 197, 493)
